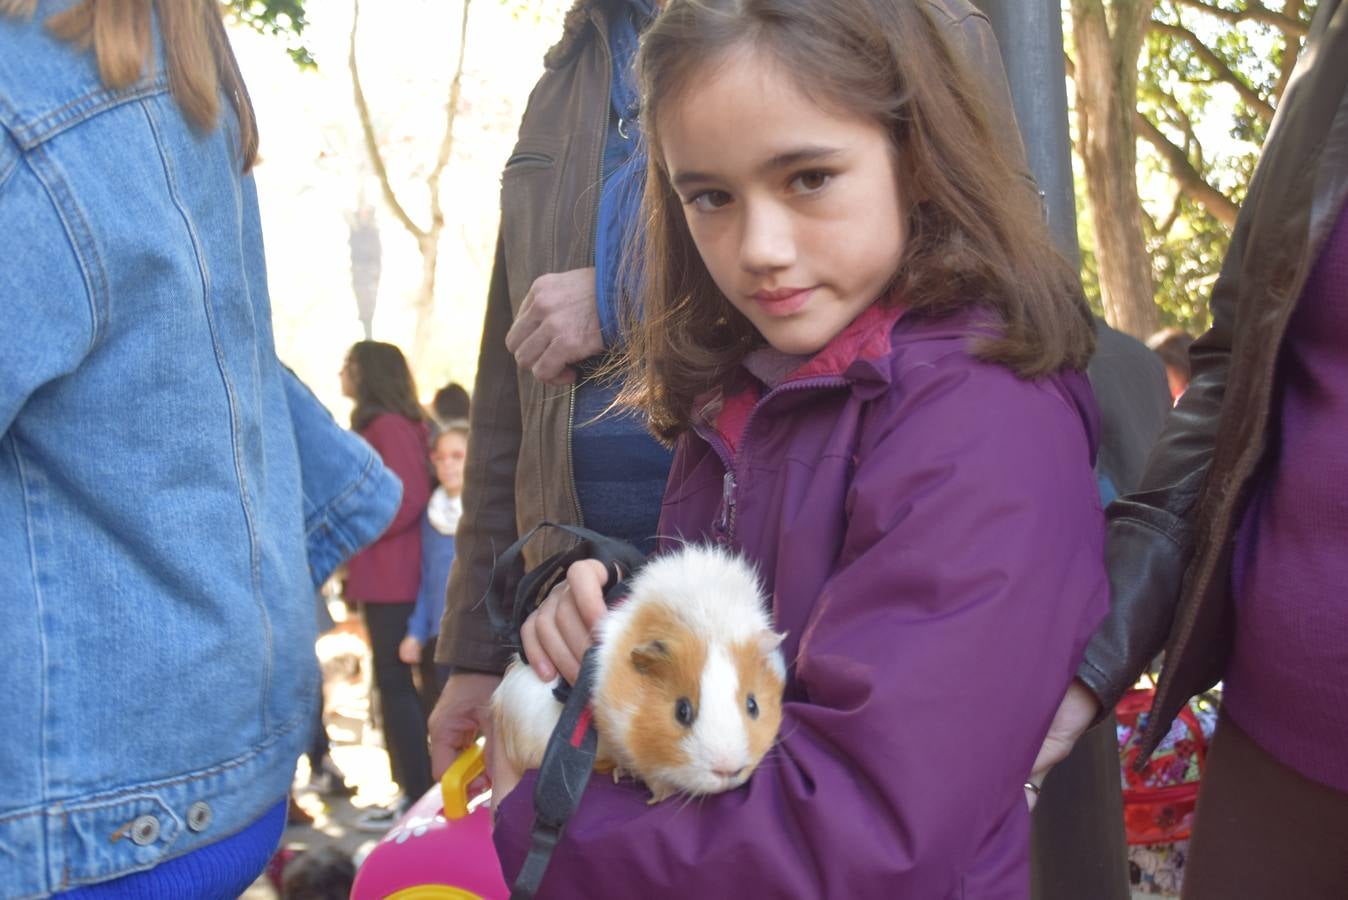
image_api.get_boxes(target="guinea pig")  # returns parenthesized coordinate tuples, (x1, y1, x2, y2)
(491, 544, 786, 803)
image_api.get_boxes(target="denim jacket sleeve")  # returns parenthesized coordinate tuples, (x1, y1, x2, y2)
(283, 368, 402, 590)
(0, 126, 98, 435)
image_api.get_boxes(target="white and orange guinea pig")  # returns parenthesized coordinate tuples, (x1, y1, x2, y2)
(491, 544, 786, 803)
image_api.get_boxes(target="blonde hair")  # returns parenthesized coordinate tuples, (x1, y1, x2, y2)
(619, 0, 1096, 441)
(0, 0, 258, 170)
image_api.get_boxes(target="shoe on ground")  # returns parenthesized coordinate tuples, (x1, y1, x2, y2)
(354, 798, 407, 834)
(305, 757, 355, 798)
(286, 795, 315, 826)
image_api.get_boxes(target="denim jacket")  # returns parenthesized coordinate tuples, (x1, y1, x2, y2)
(0, 9, 400, 897)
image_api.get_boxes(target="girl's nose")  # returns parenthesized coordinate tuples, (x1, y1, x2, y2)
(739, 203, 796, 273)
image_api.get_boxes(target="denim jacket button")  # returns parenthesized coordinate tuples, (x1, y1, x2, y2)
(187, 801, 212, 832)
(130, 815, 160, 846)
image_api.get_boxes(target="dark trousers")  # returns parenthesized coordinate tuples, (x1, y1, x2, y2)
(306, 681, 329, 770)
(413, 636, 446, 721)
(362, 601, 433, 801)
(1031, 712, 1131, 900)
(1182, 712, 1348, 899)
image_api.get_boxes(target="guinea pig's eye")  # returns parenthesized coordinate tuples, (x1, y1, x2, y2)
(674, 697, 696, 727)
(746, 694, 759, 719)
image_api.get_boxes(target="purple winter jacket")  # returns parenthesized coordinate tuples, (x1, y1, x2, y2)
(494, 304, 1109, 899)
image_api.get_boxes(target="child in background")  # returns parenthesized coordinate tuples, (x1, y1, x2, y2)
(341, 340, 433, 827)
(400, 423, 469, 699)
(493, 1, 1110, 897)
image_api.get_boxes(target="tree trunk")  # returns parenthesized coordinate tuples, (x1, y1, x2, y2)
(411, 232, 440, 370)
(350, 0, 471, 373)
(1070, 0, 1159, 339)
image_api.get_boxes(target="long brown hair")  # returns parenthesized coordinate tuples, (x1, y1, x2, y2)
(346, 341, 426, 433)
(621, 0, 1095, 441)
(0, 0, 258, 170)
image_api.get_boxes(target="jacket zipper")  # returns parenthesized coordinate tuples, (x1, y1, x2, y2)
(566, 384, 583, 527)
(700, 375, 850, 546)
(717, 469, 737, 542)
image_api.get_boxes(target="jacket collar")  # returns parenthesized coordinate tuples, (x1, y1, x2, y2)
(701, 298, 907, 454)
(784, 299, 906, 384)
(545, 0, 652, 70)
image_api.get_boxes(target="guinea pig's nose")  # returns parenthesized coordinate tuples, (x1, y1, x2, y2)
(713, 766, 746, 780)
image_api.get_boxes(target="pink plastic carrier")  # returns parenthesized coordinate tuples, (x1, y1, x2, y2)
(350, 743, 509, 899)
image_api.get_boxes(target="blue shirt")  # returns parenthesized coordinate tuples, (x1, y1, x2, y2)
(572, 0, 671, 553)
(409, 511, 457, 644)
(592, 0, 650, 344)
(0, 6, 401, 894)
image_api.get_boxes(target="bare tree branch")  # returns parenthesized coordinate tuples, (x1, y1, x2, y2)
(1172, 0, 1307, 37)
(1135, 112, 1238, 226)
(409, 0, 473, 367)
(1158, 185, 1185, 236)
(425, 0, 472, 248)
(1272, 0, 1306, 102)
(1150, 19, 1276, 122)
(349, 0, 426, 242)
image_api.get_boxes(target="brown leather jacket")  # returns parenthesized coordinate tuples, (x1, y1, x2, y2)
(1077, 0, 1348, 757)
(437, 0, 1028, 674)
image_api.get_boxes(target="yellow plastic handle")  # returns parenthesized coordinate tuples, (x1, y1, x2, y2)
(386, 887, 483, 900)
(440, 742, 486, 820)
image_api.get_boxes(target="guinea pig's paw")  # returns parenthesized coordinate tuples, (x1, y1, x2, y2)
(645, 784, 677, 805)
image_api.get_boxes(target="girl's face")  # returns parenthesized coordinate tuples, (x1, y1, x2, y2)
(659, 47, 909, 356)
(339, 353, 357, 399)
(431, 431, 468, 495)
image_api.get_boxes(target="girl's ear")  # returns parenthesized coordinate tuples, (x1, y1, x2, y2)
(631, 639, 673, 676)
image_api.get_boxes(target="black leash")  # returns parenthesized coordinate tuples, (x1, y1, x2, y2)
(481, 523, 646, 900)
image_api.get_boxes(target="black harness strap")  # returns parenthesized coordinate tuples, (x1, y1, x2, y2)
(480, 523, 646, 900)
(510, 645, 601, 900)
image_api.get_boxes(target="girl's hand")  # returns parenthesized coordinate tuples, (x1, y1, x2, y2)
(519, 559, 611, 684)
(1026, 679, 1100, 809)
(398, 635, 423, 665)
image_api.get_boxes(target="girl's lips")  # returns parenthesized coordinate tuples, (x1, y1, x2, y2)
(750, 286, 815, 317)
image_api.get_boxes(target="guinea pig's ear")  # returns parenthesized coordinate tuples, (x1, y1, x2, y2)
(758, 629, 786, 658)
(630, 639, 672, 677)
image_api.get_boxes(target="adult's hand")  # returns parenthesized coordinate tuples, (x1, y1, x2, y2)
(428, 671, 502, 783)
(397, 635, 423, 666)
(504, 267, 604, 385)
(519, 559, 610, 685)
(1026, 678, 1101, 809)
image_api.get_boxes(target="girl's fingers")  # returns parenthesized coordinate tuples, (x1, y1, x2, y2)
(520, 609, 554, 681)
(566, 559, 611, 631)
(553, 591, 592, 661)
(535, 595, 582, 684)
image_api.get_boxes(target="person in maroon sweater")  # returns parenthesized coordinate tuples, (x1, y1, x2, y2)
(1042, 4, 1348, 896)
(341, 341, 433, 827)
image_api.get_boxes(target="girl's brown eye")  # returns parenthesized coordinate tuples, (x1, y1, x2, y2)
(791, 171, 831, 192)
(675, 697, 696, 727)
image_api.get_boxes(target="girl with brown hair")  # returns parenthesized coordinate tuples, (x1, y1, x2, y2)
(495, 0, 1109, 895)
(340, 341, 435, 829)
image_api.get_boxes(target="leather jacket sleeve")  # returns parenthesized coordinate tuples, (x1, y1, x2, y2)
(436, 231, 522, 674)
(1074, 111, 1245, 719)
(1074, 0, 1348, 714)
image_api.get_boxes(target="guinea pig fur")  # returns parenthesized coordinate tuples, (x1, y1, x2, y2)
(492, 544, 786, 804)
